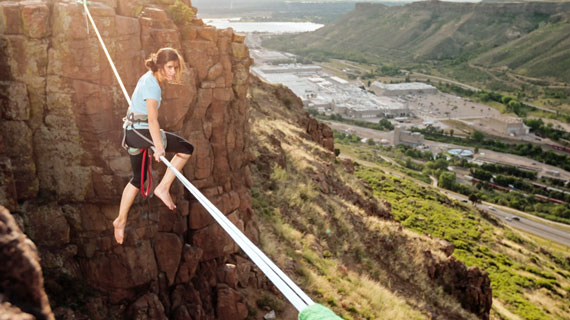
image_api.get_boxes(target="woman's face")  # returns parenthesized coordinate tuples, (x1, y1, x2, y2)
(159, 60, 180, 82)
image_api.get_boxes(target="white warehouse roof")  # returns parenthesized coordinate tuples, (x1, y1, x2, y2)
(371, 81, 436, 91)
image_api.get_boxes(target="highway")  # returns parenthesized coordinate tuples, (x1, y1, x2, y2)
(445, 192, 570, 247)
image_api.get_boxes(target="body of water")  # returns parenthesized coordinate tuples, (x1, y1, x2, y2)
(202, 18, 323, 33)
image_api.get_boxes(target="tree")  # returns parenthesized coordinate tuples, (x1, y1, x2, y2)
(501, 96, 513, 105)
(427, 158, 449, 171)
(471, 131, 485, 143)
(469, 194, 480, 204)
(405, 158, 413, 169)
(508, 99, 521, 114)
(439, 172, 457, 190)
(379, 118, 394, 130)
(449, 129, 454, 137)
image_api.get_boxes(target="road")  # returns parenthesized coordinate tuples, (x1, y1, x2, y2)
(445, 192, 570, 247)
(409, 71, 481, 92)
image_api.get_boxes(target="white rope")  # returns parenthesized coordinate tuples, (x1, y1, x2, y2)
(160, 157, 314, 311)
(80, 1, 313, 312)
(82, 0, 131, 105)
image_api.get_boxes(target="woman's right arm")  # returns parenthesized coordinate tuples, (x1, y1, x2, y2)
(146, 98, 165, 162)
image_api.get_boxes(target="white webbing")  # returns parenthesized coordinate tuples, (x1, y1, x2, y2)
(82, 0, 132, 105)
(80, 1, 313, 312)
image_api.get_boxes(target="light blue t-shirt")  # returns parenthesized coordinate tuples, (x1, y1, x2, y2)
(129, 71, 161, 129)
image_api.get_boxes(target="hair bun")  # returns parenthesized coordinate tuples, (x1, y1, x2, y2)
(145, 54, 158, 72)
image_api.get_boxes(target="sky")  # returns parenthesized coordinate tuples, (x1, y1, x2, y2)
(192, 0, 482, 4)
(192, 0, 480, 7)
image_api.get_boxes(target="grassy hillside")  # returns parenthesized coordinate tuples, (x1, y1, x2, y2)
(247, 77, 570, 319)
(473, 18, 570, 82)
(263, 1, 570, 111)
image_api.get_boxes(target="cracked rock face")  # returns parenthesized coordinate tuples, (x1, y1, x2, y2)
(0, 0, 260, 318)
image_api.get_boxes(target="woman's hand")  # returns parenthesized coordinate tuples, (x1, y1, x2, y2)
(153, 147, 165, 162)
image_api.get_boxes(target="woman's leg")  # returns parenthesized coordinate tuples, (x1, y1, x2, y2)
(154, 131, 194, 210)
(154, 153, 191, 210)
(113, 182, 139, 244)
(115, 130, 151, 244)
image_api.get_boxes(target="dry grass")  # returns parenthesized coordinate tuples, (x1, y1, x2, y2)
(257, 202, 428, 320)
(492, 300, 525, 320)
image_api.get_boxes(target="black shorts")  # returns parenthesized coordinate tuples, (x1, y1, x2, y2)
(125, 129, 194, 188)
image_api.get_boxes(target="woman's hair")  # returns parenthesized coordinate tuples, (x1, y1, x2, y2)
(145, 47, 185, 82)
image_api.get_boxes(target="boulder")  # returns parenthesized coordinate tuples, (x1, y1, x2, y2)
(191, 211, 243, 261)
(127, 293, 167, 320)
(207, 62, 223, 81)
(154, 232, 183, 286)
(216, 263, 238, 289)
(0, 158, 17, 211)
(0, 206, 54, 320)
(81, 240, 158, 293)
(20, 1, 50, 39)
(215, 284, 247, 320)
(175, 244, 203, 284)
(0, 81, 29, 120)
(24, 204, 70, 247)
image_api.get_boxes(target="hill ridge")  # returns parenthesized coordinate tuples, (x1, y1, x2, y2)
(265, 0, 570, 86)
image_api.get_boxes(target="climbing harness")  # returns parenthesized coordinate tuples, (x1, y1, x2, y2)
(120, 106, 167, 197)
(80, 0, 314, 313)
(121, 108, 168, 156)
(121, 108, 167, 196)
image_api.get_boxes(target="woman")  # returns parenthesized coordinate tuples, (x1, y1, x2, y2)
(113, 48, 194, 244)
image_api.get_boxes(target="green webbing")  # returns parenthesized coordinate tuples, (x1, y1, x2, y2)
(298, 304, 343, 320)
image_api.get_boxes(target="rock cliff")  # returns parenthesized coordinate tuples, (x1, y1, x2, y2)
(0, 0, 263, 318)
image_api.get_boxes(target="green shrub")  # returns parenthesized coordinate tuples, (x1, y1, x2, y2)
(256, 294, 283, 312)
(167, 0, 196, 25)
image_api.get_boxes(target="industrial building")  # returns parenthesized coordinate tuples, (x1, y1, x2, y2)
(370, 82, 438, 96)
(393, 126, 424, 147)
(486, 117, 529, 136)
(251, 64, 411, 119)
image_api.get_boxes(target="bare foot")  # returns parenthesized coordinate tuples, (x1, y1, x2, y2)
(154, 187, 176, 210)
(113, 219, 126, 244)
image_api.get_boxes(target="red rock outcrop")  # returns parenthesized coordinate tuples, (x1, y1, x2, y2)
(0, 0, 263, 318)
(0, 205, 54, 320)
(424, 251, 493, 320)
